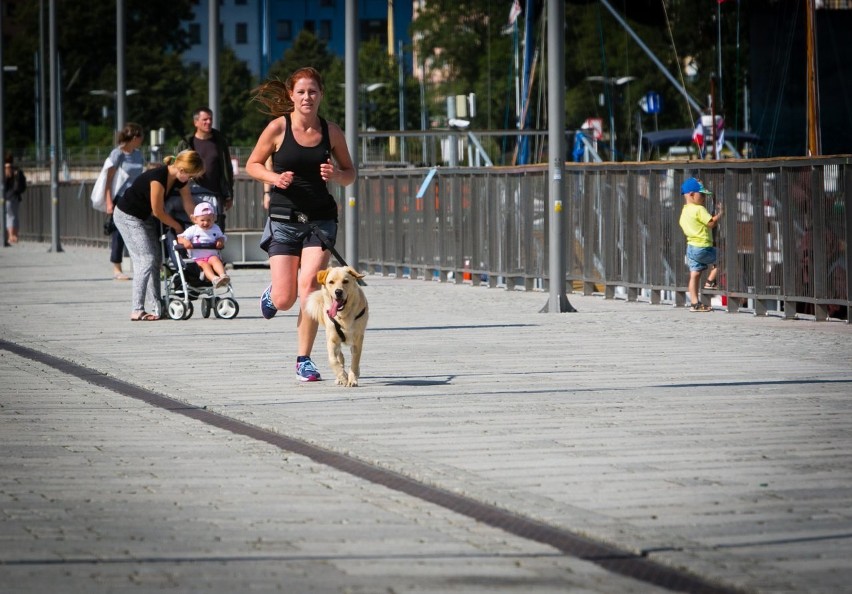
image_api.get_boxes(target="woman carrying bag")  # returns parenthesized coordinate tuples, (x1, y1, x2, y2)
(105, 123, 146, 280)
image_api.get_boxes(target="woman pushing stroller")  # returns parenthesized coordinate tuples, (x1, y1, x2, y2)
(112, 150, 204, 321)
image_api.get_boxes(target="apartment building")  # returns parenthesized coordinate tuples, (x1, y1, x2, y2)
(182, 0, 413, 78)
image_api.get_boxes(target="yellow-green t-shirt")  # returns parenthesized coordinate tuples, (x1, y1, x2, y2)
(679, 202, 713, 247)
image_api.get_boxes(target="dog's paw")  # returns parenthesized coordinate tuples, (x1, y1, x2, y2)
(336, 373, 359, 387)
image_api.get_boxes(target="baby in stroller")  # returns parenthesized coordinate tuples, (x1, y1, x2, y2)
(177, 202, 229, 288)
(161, 197, 239, 320)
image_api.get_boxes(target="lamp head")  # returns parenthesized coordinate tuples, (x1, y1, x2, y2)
(448, 118, 470, 130)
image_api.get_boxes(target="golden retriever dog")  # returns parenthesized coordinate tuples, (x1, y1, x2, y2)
(305, 266, 368, 387)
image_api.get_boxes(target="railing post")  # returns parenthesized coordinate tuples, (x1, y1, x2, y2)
(810, 165, 828, 321)
(723, 169, 744, 314)
(845, 164, 852, 323)
(779, 168, 798, 319)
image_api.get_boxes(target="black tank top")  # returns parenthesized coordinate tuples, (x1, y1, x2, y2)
(269, 113, 336, 221)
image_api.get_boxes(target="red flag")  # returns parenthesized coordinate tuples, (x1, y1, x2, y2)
(692, 120, 705, 151)
(693, 116, 725, 158)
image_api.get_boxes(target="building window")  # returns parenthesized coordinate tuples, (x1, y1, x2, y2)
(303, 20, 316, 35)
(361, 19, 386, 44)
(188, 23, 201, 45)
(319, 0, 334, 6)
(319, 20, 332, 42)
(235, 22, 248, 44)
(276, 20, 292, 41)
(235, 0, 248, 4)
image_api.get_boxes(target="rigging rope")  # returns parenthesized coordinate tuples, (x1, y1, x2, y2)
(596, 5, 614, 157)
(733, 0, 742, 142)
(661, 0, 694, 128)
(821, 2, 852, 134)
(621, 0, 633, 153)
(760, 1, 799, 156)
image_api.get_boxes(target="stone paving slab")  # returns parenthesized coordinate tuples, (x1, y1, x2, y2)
(0, 350, 656, 594)
(1, 242, 851, 593)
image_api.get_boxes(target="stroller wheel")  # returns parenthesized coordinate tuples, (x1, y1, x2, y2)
(201, 298, 212, 318)
(167, 298, 193, 320)
(214, 297, 239, 319)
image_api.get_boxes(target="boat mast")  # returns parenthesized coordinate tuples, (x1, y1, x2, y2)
(806, 0, 821, 156)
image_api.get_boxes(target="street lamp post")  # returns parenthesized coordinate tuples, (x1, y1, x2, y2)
(361, 83, 387, 165)
(361, 82, 387, 131)
(341, 82, 387, 164)
(89, 88, 138, 134)
(337, 83, 387, 123)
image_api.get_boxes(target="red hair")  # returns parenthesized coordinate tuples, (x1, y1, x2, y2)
(251, 67, 325, 117)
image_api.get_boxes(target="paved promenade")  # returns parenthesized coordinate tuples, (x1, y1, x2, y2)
(1, 242, 850, 594)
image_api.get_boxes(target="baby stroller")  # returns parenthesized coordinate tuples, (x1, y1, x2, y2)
(161, 229, 239, 320)
(160, 193, 239, 320)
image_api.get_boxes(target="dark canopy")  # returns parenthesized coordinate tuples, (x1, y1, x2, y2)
(640, 128, 761, 148)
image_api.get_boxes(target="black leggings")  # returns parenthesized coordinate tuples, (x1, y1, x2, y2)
(110, 228, 126, 264)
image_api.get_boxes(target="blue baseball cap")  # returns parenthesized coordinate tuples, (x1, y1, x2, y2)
(681, 177, 713, 195)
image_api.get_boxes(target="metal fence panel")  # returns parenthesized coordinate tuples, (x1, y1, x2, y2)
(11, 157, 850, 320)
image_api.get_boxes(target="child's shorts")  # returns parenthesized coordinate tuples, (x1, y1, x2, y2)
(686, 245, 717, 272)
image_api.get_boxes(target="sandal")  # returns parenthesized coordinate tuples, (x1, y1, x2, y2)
(131, 312, 160, 321)
(689, 303, 712, 313)
(113, 273, 131, 281)
(703, 281, 718, 289)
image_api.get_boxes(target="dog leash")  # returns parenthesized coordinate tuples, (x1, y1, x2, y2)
(307, 220, 367, 287)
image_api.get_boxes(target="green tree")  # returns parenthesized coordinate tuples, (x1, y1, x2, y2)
(563, 3, 674, 158)
(355, 39, 399, 131)
(263, 33, 421, 135)
(3, 0, 196, 152)
(408, 0, 751, 159)
(410, 0, 514, 129)
(184, 47, 264, 146)
(366, 41, 423, 133)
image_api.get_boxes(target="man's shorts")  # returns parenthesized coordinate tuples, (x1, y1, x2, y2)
(686, 245, 717, 272)
(262, 218, 338, 257)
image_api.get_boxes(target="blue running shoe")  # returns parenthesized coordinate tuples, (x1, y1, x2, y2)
(296, 358, 321, 382)
(260, 285, 277, 319)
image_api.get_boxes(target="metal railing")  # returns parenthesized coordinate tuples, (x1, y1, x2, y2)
(348, 158, 850, 320)
(9, 156, 850, 321)
(8, 129, 556, 176)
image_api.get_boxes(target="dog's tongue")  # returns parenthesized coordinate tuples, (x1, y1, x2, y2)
(327, 299, 343, 319)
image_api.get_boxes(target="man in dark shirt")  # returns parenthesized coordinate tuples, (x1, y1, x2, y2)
(177, 107, 234, 232)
